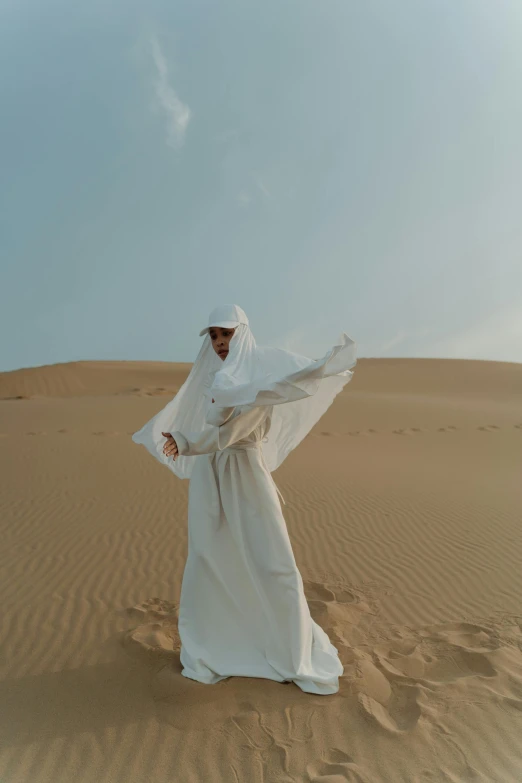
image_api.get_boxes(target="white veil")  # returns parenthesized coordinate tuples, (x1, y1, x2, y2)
(131, 304, 357, 479)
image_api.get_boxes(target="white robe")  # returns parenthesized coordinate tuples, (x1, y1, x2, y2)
(171, 401, 344, 695)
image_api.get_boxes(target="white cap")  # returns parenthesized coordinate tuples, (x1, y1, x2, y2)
(199, 304, 249, 336)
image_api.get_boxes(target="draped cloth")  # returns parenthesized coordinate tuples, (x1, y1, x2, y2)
(131, 305, 357, 694)
(132, 304, 357, 479)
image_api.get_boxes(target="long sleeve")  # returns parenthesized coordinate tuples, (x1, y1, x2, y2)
(205, 405, 236, 427)
(172, 404, 269, 457)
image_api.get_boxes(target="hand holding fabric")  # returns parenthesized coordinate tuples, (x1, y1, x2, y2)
(161, 432, 179, 461)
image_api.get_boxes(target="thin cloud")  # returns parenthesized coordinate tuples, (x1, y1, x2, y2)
(150, 34, 191, 149)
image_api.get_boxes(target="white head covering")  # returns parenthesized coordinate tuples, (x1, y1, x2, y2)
(132, 304, 357, 479)
(198, 304, 249, 336)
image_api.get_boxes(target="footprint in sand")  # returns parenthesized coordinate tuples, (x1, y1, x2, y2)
(125, 621, 181, 659)
(420, 621, 498, 648)
(123, 598, 180, 660)
(354, 619, 518, 735)
(224, 710, 368, 782)
(303, 580, 376, 664)
(219, 705, 324, 782)
(357, 675, 422, 734)
(305, 580, 357, 605)
(478, 424, 500, 431)
(128, 597, 178, 620)
(375, 622, 499, 686)
(307, 748, 370, 782)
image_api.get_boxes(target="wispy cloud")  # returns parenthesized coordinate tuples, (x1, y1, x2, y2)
(150, 34, 191, 149)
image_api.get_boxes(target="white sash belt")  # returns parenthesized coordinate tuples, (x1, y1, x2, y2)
(219, 441, 286, 506)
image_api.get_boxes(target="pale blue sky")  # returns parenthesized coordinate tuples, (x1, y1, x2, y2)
(1, 0, 521, 372)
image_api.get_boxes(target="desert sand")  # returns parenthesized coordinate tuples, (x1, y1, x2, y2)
(1, 357, 521, 782)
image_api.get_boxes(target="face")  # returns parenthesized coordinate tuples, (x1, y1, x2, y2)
(209, 326, 236, 360)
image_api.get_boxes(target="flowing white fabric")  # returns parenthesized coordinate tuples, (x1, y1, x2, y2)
(131, 304, 357, 478)
(131, 305, 356, 694)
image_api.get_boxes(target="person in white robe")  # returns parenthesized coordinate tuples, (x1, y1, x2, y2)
(132, 304, 356, 695)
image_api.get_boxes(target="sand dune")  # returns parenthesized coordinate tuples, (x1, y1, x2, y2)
(1, 358, 521, 782)
(0, 359, 192, 400)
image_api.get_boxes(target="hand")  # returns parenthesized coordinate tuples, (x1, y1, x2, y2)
(161, 432, 179, 461)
